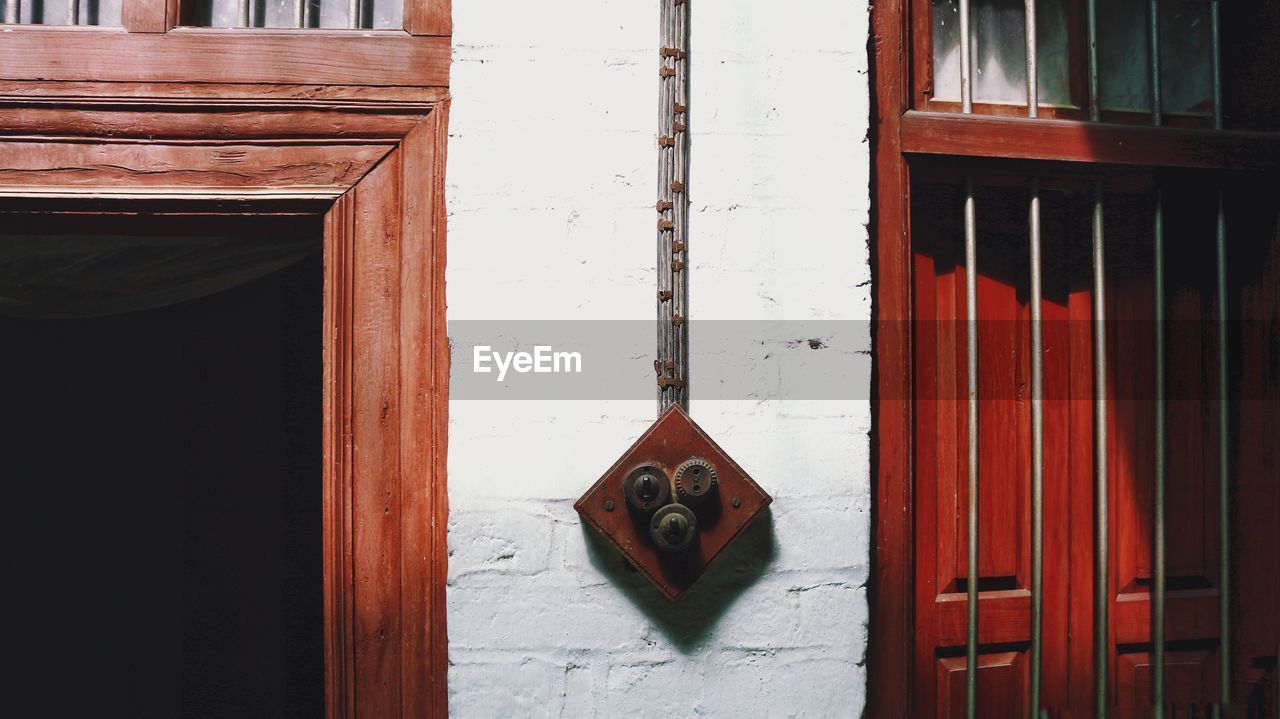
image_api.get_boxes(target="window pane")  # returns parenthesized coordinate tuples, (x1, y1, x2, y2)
(191, 0, 402, 28)
(931, 0, 1072, 107)
(0, 0, 122, 25)
(1100, 0, 1213, 116)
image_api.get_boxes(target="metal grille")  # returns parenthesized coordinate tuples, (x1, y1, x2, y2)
(1, 0, 120, 24)
(189, 0, 401, 28)
(951, 1, 1235, 717)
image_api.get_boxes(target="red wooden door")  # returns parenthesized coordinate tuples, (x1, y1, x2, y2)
(901, 175, 1280, 718)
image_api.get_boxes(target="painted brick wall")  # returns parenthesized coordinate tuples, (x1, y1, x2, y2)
(446, 1, 871, 715)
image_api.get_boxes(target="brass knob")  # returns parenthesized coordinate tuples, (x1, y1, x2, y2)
(623, 464, 671, 513)
(649, 503, 697, 553)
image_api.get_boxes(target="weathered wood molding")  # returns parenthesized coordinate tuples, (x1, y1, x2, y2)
(0, 93, 451, 719)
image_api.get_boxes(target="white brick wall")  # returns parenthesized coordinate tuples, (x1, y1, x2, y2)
(446, 2, 871, 716)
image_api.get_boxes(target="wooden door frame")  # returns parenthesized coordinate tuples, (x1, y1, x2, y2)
(869, 0, 915, 715)
(0, 78, 451, 717)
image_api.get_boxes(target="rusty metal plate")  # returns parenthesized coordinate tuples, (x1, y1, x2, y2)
(574, 404, 771, 601)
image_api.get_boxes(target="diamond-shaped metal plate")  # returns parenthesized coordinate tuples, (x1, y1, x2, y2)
(574, 404, 771, 601)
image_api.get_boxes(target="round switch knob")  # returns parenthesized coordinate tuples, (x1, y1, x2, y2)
(649, 503, 697, 553)
(623, 464, 671, 513)
(673, 457, 718, 505)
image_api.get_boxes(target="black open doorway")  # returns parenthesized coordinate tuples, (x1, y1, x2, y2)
(1, 215, 325, 718)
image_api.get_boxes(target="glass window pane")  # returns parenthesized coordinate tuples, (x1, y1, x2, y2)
(1099, 0, 1153, 112)
(1, 0, 122, 25)
(1100, 0, 1213, 116)
(931, 0, 1072, 107)
(1160, 0, 1212, 116)
(192, 0, 402, 29)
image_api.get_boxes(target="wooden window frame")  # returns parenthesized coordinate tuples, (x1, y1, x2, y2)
(0, 2, 451, 716)
(869, 1, 1280, 716)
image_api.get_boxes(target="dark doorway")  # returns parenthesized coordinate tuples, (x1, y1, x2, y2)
(1, 233, 324, 718)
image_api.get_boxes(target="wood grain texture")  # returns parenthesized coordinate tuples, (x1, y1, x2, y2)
(0, 28, 449, 88)
(0, 141, 394, 198)
(404, 0, 451, 36)
(122, 0, 177, 32)
(0, 107, 428, 140)
(868, 0, 915, 716)
(0, 81, 447, 106)
(0, 88, 451, 716)
(902, 111, 1280, 170)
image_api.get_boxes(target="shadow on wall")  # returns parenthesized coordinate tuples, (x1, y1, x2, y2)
(579, 508, 778, 654)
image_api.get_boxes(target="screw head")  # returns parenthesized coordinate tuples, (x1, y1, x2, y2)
(731, 497, 741, 508)
(604, 499, 615, 512)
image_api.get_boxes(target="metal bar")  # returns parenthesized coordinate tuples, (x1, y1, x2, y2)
(959, 0, 974, 113)
(5, 0, 18, 23)
(1092, 181, 1109, 718)
(67, 0, 79, 25)
(1026, 0, 1038, 118)
(1150, 1, 1166, 715)
(239, 0, 250, 27)
(1153, 187, 1167, 719)
(964, 175, 980, 719)
(1028, 178, 1044, 719)
(959, 1, 977, 714)
(1210, 3, 1230, 716)
(1149, 0, 1161, 127)
(294, 0, 305, 28)
(1211, 0, 1223, 132)
(1025, 3, 1041, 714)
(1086, 0, 1100, 122)
(349, 0, 360, 29)
(1214, 190, 1230, 717)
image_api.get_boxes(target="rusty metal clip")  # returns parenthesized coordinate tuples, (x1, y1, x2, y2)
(658, 219, 675, 231)
(671, 181, 685, 193)
(659, 67, 676, 78)
(672, 315, 685, 326)
(674, 103, 687, 114)
(672, 241, 686, 253)
(657, 376, 686, 389)
(656, 200, 673, 211)
(657, 290, 673, 301)
(658, 136, 676, 147)
(671, 260, 684, 271)
(660, 48, 686, 59)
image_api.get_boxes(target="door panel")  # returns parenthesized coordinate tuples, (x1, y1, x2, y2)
(908, 175, 1279, 717)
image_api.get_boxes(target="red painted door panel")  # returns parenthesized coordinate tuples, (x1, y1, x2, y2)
(908, 177, 1280, 718)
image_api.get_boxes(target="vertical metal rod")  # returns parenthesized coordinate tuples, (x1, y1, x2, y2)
(959, 0, 977, 714)
(1028, 178, 1044, 719)
(1025, 0, 1038, 118)
(1093, 182, 1109, 719)
(964, 175, 980, 719)
(1086, 0, 1100, 121)
(239, 0, 251, 27)
(1153, 188, 1167, 719)
(1214, 191, 1230, 716)
(1149, 1, 1166, 715)
(67, 0, 79, 24)
(1150, 0, 1162, 127)
(294, 0, 305, 28)
(959, 0, 974, 114)
(348, 0, 360, 29)
(4, 0, 18, 24)
(1025, 3, 1041, 715)
(1210, 3, 1230, 715)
